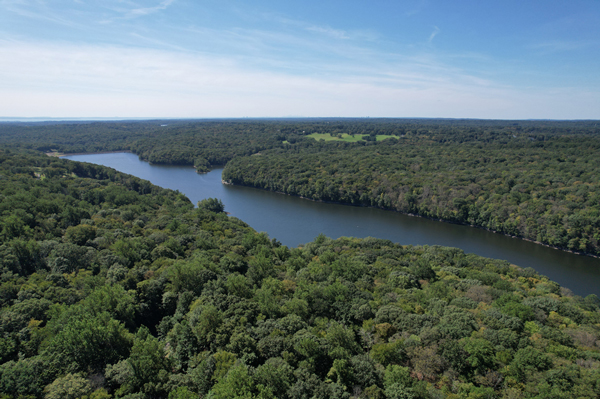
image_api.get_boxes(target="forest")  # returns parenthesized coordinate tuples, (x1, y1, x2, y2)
(222, 125, 600, 255)
(3, 118, 598, 255)
(1, 150, 600, 399)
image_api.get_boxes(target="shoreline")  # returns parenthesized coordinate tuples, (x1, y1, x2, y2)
(47, 150, 132, 157)
(48, 149, 599, 260)
(223, 179, 600, 260)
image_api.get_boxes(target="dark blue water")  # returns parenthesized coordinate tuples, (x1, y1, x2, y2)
(65, 152, 600, 297)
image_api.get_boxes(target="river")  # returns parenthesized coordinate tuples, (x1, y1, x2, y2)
(64, 152, 600, 297)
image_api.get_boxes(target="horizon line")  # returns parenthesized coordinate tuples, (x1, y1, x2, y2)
(1, 116, 599, 123)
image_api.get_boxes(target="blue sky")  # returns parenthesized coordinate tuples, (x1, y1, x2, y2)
(1, 0, 599, 119)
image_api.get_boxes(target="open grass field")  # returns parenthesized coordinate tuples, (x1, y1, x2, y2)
(306, 133, 398, 142)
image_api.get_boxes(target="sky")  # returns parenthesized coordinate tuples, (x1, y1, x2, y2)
(1, 0, 599, 119)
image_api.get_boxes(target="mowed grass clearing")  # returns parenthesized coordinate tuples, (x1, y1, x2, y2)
(306, 133, 398, 142)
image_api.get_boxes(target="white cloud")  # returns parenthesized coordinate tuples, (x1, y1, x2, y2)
(0, 40, 598, 119)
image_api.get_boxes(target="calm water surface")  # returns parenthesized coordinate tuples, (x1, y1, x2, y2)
(65, 152, 600, 297)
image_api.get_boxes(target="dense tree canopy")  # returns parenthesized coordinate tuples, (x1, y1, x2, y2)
(2, 118, 599, 255)
(222, 122, 600, 255)
(0, 150, 599, 398)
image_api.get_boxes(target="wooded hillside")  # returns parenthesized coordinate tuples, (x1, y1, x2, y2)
(1, 150, 599, 399)
(223, 125, 600, 255)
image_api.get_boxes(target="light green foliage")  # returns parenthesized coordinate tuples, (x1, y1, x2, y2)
(370, 340, 405, 366)
(43, 373, 92, 399)
(510, 347, 552, 381)
(225, 273, 252, 298)
(168, 386, 196, 399)
(384, 365, 412, 388)
(168, 256, 217, 295)
(212, 351, 237, 382)
(384, 365, 414, 399)
(87, 388, 111, 399)
(524, 321, 541, 335)
(255, 277, 284, 317)
(210, 364, 254, 399)
(0, 357, 53, 398)
(189, 303, 222, 346)
(254, 358, 294, 398)
(463, 338, 496, 374)
(82, 285, 136, 326)
(64, 224, 97, 246)
(306, 132, 397, 142)
(112, 326, 172, 397)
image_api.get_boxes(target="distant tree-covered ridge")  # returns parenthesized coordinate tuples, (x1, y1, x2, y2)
(1, 150, 600, 399)
(0, 120, 288, 171)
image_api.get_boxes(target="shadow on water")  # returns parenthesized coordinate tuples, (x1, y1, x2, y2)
(65, 152, 600, 297)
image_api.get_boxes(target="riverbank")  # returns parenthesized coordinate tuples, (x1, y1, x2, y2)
(46, 150, 132, 157)
(55, 148, 600, 260)
(61, 151, 600, 297)
(223, 179, 600, 260)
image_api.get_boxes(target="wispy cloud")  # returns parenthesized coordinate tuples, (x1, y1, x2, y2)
(428, 26, 440, 44)
(1, 40, 597, 119)
(529, 40, 598, 54)
(129, 0, 176, 17)
(305, 25, 350, 40)
(0, 0, 84, 28)
(178, 23, 383, 76)
(129, 32, 190, 52)
(261, 13, 379, 42)
(404, 0, 429, 17)
(97, 0, 177, 23)
(1, 2, 598, 119)
(1, 0, 177, 26)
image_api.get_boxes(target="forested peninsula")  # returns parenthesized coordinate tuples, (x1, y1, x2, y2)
(1, 119, 599, 256)
(1, 150, 600, 399)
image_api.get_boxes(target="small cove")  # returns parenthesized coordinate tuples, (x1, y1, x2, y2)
(65, 152, 600, 297)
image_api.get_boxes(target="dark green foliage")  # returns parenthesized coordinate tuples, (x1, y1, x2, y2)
(198, 198, 225, 213)
(0, 356, 54, 398)
(4, 119, 600, 255)
(509, 347, 552, 381)
(42, 309, 132, 374)
(0, 150, 599, 398)
(217, 119, 600, 256)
